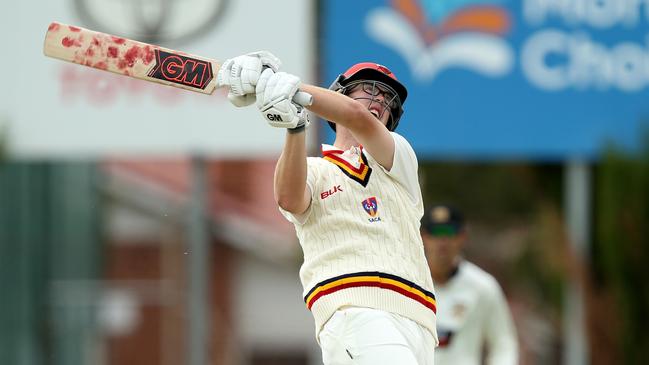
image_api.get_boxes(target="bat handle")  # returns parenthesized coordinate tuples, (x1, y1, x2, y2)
(293, 91, 313, 107)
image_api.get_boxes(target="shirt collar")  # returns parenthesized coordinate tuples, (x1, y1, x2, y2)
(321, 144, 363, 156)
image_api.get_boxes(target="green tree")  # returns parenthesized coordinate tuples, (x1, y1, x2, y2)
(594, 134, 649, 364)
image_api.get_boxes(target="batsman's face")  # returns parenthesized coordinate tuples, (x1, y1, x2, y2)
(346, 81, 397, 127)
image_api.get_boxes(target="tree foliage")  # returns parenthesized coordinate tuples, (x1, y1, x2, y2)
(594, 135, 649, 364)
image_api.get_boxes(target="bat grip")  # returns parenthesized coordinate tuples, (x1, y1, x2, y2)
(293, 91, 313, 107)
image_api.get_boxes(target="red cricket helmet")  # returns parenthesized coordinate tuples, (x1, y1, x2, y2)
(328, 62, 408, 131)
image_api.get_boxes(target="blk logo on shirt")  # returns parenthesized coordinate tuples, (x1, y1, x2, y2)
(361, 196, 381, 222)
(320, 185, 343, 200)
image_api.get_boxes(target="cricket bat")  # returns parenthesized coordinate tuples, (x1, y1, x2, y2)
(43, 21, 312, 106)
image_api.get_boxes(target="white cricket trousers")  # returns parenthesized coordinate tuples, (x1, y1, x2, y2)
(318, 307, 435, 365)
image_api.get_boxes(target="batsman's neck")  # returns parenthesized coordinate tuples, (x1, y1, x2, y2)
(333, 127, 360, 151)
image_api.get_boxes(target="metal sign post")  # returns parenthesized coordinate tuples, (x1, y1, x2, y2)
(563, 160, 591, 365)
(187, 156, 210, 365)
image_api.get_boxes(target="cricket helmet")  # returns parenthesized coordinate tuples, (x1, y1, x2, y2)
(328, 62, 408, 132)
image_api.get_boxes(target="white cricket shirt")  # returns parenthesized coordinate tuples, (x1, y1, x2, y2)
(434, 260, 518, 365)
(281, 132, 438, 343)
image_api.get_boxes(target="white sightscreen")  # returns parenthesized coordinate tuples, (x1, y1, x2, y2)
(2, 0, 314, 158)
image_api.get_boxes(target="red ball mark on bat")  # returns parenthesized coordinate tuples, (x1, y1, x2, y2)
(85, 48, 95, 57)
(48, 23, 60, 32)
(62, 37, 77, 48)
(143, 46, 155, 65)
(94, 62, 108, 70)
(117, 59, 128, 70)
(69, 26, 81, 32)
(111, 36, 126, 45)
(124, 46, 141, 67)
(92, 37, 101, 47)
(108, 46, 119, 58)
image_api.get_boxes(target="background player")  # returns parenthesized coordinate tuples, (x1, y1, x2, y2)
(421, 204, 519, 365)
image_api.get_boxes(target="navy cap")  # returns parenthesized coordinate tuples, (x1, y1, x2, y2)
(422, 204, 465, 236)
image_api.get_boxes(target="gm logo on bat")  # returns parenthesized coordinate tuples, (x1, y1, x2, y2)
(147, 50, 213, 90)
(266, 114, 283, 121)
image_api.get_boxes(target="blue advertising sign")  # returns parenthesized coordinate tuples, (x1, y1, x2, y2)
(321, 0, 649, 160)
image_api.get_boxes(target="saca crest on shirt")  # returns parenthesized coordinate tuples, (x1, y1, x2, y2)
(361, 197, 382, 222)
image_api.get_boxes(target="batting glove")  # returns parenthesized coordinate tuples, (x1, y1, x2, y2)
(256, 69, 309, 131)
(216, 51, 281, 107)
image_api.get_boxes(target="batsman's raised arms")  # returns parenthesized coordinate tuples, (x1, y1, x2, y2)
(43, 22, 312, 106)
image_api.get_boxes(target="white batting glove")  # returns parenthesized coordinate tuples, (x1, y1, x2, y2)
(256, 69, 309, 131)
(216, 51, 281, 107)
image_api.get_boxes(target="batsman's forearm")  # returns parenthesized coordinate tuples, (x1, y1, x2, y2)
(300, 84, 374, 132)
(274, 131, 308, 213)
(299, 83, 395, 169)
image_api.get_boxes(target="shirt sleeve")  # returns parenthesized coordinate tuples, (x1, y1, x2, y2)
(483, 280, 519, 365)
(277, 157, 317, 225)
(379, 132, 422, 204)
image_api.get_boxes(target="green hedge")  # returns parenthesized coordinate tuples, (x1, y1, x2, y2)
(594, 134, 649, 364)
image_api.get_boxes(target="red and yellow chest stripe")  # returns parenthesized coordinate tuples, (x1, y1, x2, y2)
(322, 150, 372, 187)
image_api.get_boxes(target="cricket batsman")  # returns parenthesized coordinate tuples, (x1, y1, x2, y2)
(217, 51, 438, 365)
